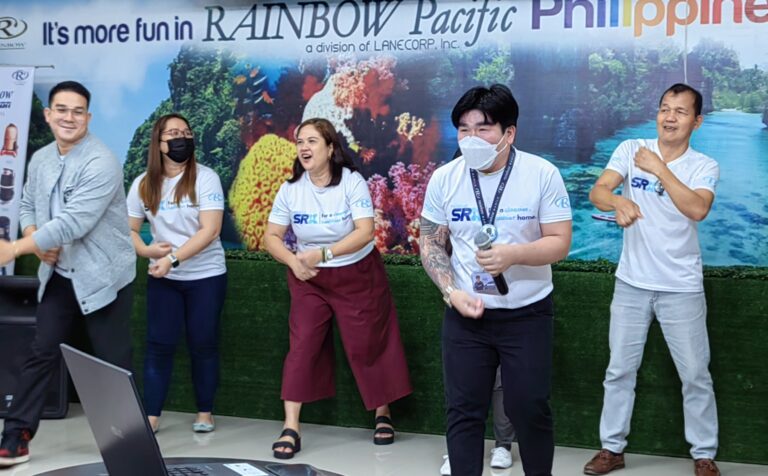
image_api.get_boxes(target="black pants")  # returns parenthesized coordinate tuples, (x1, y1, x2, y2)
(2, 272, 133, 438)
(443, 293, 554, 476)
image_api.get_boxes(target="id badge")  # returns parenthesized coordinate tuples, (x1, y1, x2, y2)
(471, 272, 500, 295)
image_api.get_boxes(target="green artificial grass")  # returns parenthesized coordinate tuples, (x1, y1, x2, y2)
(13, 253, 768, 463)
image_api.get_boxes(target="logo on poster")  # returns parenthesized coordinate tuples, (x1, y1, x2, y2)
(0, 17, 27, 39)
(11, 70, 29, 82)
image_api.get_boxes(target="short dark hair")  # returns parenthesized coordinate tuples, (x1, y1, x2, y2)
(451, 84, 519, 130)
(48, 81, 91, 108)
(660, 83, 702, 116)
(288, 118, 358, 187)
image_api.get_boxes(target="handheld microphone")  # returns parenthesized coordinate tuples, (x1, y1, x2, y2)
(474, 229, 509, 296)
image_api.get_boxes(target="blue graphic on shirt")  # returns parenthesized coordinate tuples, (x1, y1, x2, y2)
(159, 199, 198, 211)
(352, 198, 372, 209)
(631, 177, 666, 197)
(450, 206, 535, 222)
(292, 211, 350, 225)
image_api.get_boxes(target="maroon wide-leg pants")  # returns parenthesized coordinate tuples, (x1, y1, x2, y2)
(281, 249, 412, 410)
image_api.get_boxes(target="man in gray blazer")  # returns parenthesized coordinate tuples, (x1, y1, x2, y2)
(0, 81, 136, 468)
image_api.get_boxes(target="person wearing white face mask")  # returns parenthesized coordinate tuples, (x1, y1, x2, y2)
(420, 84, 572, 476)
(458, 133, 509, 171)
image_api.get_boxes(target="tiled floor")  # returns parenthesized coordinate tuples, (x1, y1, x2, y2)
(1, 406, 765, 475)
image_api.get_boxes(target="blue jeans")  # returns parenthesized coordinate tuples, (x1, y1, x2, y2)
(143, 273, 227, 416)
(599, 279, 718, 459)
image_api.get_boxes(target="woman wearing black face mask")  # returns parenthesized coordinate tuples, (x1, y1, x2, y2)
(126, 113, 227, 434)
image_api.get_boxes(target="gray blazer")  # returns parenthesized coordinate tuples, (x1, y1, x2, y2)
(19, 133, 136, 314)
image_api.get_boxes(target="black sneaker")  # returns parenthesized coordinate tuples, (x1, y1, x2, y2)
(0, 429, 32, 467)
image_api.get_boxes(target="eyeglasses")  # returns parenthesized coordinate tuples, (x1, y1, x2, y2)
(51, 106, 87, 120)
(161, 128, 194, 139)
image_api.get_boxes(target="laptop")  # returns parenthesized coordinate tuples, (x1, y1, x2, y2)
(60, 344, 343, 476)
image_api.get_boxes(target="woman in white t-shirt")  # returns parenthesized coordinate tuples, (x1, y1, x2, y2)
(264, 118, 412, 459)
(127, 113, 227, 434)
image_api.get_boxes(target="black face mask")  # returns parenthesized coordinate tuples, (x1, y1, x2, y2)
(164, 138, 194, 163)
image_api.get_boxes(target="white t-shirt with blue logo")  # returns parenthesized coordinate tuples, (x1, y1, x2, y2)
(127, 164, 226, 281)
(268, 167, 375, 267)
(421, 149, 572, 310)
(606, 139, 719, 292)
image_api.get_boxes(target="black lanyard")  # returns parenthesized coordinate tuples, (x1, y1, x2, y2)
(469, 148, 516, 226)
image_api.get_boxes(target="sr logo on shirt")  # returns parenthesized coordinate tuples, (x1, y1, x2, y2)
(293, 213, 318, 224)
(631, 177, 652, 190)
(632, 177, 665, 196)
(451, 208, 474, 222)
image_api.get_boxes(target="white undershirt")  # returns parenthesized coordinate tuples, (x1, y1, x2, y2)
(51, 154, 72, 277)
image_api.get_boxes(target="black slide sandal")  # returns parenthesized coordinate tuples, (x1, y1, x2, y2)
(373, 415, 395, 445)
(272, 428, 301, 459)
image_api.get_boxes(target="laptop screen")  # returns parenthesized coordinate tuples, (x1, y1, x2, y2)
(60, 344, 342, 476)
(60, 344, 169, 476)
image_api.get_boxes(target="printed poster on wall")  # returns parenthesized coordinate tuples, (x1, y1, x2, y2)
(1, 1, 766, 266)
(0, 66, 35, 276)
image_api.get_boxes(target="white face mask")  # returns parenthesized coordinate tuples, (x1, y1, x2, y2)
(459, 135, 508, 171)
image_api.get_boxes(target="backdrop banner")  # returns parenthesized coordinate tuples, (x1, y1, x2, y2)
(2, 1, 766, 265)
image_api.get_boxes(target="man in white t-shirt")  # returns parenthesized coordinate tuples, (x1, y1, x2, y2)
(420, 84, 572, 476)
(583, 84, 721, 476)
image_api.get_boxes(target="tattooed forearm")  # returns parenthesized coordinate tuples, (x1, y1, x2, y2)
(419, 217, 455, 292)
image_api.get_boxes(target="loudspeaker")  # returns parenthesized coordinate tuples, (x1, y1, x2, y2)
(0, 276, 68, 419)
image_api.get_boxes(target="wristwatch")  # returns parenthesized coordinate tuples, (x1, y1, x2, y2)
(442, 285, 456, 307)
(324, 247, 334, 262)
(167, 254, 180, 268)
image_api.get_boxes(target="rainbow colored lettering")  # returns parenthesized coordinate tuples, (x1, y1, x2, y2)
(532, 0, 768, 37)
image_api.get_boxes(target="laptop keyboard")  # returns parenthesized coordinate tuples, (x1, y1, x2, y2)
(166, 465, 212, 475)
